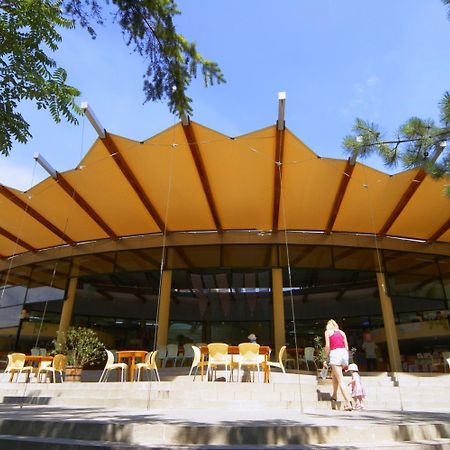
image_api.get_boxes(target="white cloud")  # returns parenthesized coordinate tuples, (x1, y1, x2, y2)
(340, 76, 380, 117)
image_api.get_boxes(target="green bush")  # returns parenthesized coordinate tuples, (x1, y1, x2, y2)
(53, 327, 105, 368)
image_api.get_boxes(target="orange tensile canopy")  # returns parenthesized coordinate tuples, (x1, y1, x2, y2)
(0, 121, 449, 260)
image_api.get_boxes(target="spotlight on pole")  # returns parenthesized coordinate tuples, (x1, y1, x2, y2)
(277, 91, 286, 131)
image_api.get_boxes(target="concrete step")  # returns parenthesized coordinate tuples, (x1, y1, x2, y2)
(0, 408, 449, 447)
(0, 435, 450, 449)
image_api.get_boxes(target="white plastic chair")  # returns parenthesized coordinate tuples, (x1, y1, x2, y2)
(164, 344, 182, 367)
(98, 350, 128, 382)
(189, 345, 207, 381)
(442, 352, 450, 372)
(267, 345, 287, 375)
(300, 347, 316, 371)
(156, 344, 167, 368)
(181, 343, 195, 367)
(135, 351, 160, 381)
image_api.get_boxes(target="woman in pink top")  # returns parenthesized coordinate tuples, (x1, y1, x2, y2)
(323, 319, 352, 411)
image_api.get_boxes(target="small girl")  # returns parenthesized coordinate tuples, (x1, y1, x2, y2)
(347, 363, 366, 410)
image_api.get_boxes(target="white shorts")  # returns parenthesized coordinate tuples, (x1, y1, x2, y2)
(329, 348, 349, 366)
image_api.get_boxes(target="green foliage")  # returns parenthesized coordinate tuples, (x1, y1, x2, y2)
(342, 91, 450, 195)
(53, 326, 105, 367)
(0, 0, 81, 156)
(1, 0, 224, 156)
(444, 0, 450, 19)
(63, 0, 225, 117)
(313, 335, 326, 364)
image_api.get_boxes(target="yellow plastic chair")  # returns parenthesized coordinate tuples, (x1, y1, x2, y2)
(237, 343, 261, 383)
(38, 354, 67, 383)
(98, 350, 128, 382)
(6, 353, 27, 382)
(206, 343, 230, 382)
(135, 351, 160, 381)
(267, 345, 287, 375)
(189, 345, 207, 381)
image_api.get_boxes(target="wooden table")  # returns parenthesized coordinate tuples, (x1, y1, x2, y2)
(200, 346, 271, 383)
(9, 355, 53, 382)
(116, 350, 147, 381)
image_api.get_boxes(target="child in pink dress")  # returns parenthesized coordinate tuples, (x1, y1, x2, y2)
(347, 363, 366, 410)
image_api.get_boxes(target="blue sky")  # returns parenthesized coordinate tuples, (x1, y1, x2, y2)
(1, 0, 449, 190)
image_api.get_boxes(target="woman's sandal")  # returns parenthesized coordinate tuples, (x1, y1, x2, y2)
(343, 403, 353, 411)
(330, 397, 337, 410)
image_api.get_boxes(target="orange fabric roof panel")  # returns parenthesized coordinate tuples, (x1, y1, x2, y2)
(63, 138, 160, 236)
(24, 177, 109, 242)
(119, 124, 216, 231)
(193, 124, 275, 230)
(389, 176, 450, 241)
(333, 165, 417, 234)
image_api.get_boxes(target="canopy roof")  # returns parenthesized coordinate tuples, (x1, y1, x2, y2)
(0, 121, 449, 261)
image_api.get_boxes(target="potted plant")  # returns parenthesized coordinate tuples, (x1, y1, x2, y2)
(313, 336, 328, 380)
(53, 326, 105, 382)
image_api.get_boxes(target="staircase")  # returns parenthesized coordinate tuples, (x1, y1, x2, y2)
(0, 370, 448, 449)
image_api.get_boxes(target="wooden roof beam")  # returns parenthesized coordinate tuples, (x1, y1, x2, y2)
(34, 153, 117, 239)
(378, 168, 427, 237)
(325, 157, 356, 234)
(0, 225, 36, 252)
(102, 133, 166, 232)
(182, 118, 222, 232)
(0, 185, 76, 246)
(427, 218, 450, 245)
(272, 92, 286, 231)
(81, 102, 166, 232)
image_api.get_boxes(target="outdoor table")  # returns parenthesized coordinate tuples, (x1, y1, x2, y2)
(116, 350, 147, 381)
(200, 345, 271, 383)
(9, 355, 53, 382)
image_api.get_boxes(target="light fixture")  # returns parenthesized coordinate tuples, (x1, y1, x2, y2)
(277, 91, 286, 131)
(33, 153, 57, 179)
(80, 101, 106, 139)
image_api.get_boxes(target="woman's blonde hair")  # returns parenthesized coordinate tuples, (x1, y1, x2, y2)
(326, 319, 339, 331)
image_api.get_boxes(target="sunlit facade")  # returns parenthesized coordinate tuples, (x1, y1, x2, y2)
(0, 119, 449, 372)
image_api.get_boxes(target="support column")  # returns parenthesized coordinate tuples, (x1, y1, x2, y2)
(376, 271, 402, 372)
(57, 274, 78, 346)
(156, 270, 172, 347)
(272, 267, 285, 355)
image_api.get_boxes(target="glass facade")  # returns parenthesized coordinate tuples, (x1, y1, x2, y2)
(0, 244, 448, 370)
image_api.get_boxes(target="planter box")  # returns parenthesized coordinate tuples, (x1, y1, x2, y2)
(65, 366, 83, 382)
